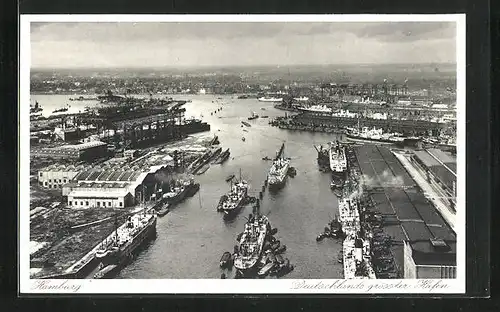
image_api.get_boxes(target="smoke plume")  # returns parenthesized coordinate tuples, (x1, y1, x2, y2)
(361, 169, 404, 188)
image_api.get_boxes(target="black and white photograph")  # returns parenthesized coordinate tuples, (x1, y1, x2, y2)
(19, 15, 465, 294)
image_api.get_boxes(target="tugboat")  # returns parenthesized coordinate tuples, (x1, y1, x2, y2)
(248, 112, 259, 120)
(220, 251, 233, 269)
(233, 213, 271, 274)
(267, 143, 290, 190)
(258, 262, 275, 277)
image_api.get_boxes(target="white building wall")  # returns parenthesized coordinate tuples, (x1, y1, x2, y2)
(38, 170, 79, 189)
(67, 194, 126, 209)
(403, 241, 417, 279)
(416, 265, 457, 279)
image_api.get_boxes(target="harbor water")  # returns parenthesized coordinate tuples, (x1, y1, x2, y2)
(30, 94, 344, 279)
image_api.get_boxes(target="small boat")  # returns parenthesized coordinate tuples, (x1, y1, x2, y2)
(275, 254, 284, 264)
(52, 107, 69, 114)
(220, 251, 233, 268)
(241, 121, 251, 127)
(262, 156, 271, 161)
(225, 174, 235, 182)
(261, 115, 269, 118)
(242, 137, 246, 142)
(275, 245, 286, 254)
(316, 234, 326, 242)
(196, 164, 210, 175)
(157, 203, 170, 217)
(270, 228, 278, 235)
(248, 112, 259, 120)
(258, 262, 275, 277)
(243, 129, 248, 132)
(270, 240, 281, 251)
(93, 264, 118, 279)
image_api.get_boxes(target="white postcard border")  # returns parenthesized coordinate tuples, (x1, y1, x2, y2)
(19, 14, 466, 294)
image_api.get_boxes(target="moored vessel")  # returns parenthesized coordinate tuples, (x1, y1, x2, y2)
(93, 209, 157, 279)
(267, 143, 290, 189)
(345, 126, 405, 145)
(258, 96, 283, 102)
(218, 170, 249, 218)
(233, 213, 271, 272)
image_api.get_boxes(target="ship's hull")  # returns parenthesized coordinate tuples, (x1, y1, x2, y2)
(346, 134, 402, 145)
(98, 216, 157, 269)
(268, 165, 289, 188)
(329, 144, 347, 173)
(233, 217, 270, 271)
(258, 98, 283, 102)
(221, 195, 246, 217)
(165, 184, 194, 206)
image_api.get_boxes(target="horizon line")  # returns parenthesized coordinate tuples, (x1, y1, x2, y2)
(31, 62, 457, 71)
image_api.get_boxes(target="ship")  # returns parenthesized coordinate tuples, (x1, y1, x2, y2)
(218, 170, 249, 218)
(30, 101, 44, 120)
(162, 178, 197, 207)
(258, 96, 283, 102)
(93, 210, 157, 279)
(233, 213, 271, 272)
(214, 148, 230, 164)
(267, 143, 290, 189)
(293, 96, 309, 102)
(345, 126, 405, 145)
(329, 141, 348, 188)
(248, 112, 259, 120)
(298, 104, 332, 113)
(30, 101, 43, 114)
(52, 107, 69, 114)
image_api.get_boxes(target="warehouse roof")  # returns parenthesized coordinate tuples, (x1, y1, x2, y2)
(355, 145, 456, 262)
(68, 189, 131, 198)
(413, 150, 441, 168)
(60, 141, 107, 151)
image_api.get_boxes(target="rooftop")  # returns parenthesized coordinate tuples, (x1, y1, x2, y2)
(59, 141, 107, 151)
(355, 145, 456, 263)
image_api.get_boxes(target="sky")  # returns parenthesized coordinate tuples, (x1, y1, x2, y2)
(30, 21, 457, 69)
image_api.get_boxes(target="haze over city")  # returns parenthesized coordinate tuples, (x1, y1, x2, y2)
(30, 22, 457, 69)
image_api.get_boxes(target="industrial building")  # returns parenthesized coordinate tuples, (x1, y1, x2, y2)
(410, 148, 457, 201)
(355, 145, 456, 279)
(31, 141, 109, 162)
(38, 163, 91, 189)
(61, 153, 175, 209)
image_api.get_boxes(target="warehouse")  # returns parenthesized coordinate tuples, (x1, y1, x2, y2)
(355, 145, 456, 279)
(38, 163, 91, 189)
(31, 141, 109, 162)
(411, 148, 456, 198)
(62, 153, 176, 209)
